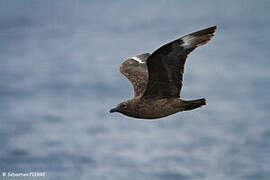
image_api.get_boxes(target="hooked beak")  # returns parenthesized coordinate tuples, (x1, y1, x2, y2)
(110, 107, 118, 113)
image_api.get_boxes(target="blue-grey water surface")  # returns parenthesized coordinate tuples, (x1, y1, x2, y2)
(0, 1, 270, 180)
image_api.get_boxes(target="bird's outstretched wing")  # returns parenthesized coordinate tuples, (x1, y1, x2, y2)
(120, 53, 150, 97)
(142, 26, 217, 99)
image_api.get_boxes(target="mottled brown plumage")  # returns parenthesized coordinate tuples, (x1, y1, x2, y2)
(120, 53, 150, 97)
(110, 26, 217, 119)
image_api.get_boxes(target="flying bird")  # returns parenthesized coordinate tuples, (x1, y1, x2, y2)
(110, 26, 217, 119)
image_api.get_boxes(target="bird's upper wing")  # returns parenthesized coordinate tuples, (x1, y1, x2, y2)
(120, 53, 151, 97)
(142, 26, 217, 99)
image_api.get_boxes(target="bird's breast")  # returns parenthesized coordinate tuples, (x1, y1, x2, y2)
(133, 98, 181, 119)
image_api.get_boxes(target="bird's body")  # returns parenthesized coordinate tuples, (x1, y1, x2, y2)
(125, 97, 181, 119)
(121, 97, 206, 119)
(110, 26, 216, 119)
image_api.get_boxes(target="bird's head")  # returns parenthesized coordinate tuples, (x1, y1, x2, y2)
(110, 101, 131, 116)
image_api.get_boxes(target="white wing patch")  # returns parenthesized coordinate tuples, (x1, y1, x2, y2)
(181, 35, 195, 47)
(131, 56, 145, 64)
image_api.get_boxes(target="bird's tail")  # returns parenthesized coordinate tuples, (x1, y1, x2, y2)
(182, 98, 206, 111)
(181, 26, 217, 51)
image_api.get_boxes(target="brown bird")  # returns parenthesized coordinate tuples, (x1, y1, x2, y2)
(110, 26, 217, 119)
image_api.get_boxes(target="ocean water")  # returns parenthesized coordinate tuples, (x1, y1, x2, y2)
(0, 1, 270, 180)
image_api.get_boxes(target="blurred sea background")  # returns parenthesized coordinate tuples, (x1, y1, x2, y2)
(0, 0, 270, 180)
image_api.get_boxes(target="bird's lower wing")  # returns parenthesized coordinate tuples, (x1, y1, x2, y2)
(120, 53, 150, 97)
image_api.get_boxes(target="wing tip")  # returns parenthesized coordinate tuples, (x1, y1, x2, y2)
(132, 53, 151, 64)
(181, 25, 217, 48)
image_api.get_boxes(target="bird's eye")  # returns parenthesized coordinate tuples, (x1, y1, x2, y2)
(121, 103, 127, 109)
